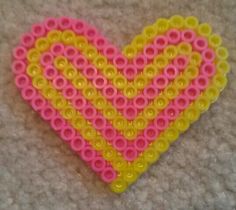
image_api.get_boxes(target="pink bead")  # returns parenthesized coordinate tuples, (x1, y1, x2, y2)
(85, 26, 98, 42)
(164, 105, 179, 120)
(70, 136, 85, 152)
(72, 95, 86, 110)
(40, 52, 54, 66)
(12, 60, 26, 75)
(143, 126, 158, 141)
(40, 105, 56, 121)
(93, 36, 107, 51)
(83, 65, 97, 80)
(143, 84, 158, 100)
(113, 136, 127, 151)
(113, 95, 127, 109)
(82, 105, 97, 120)
(52, 75, 67, 90)
(91, 157, 106, 172)
(44, 17, 58, 31)
(200, 63, 216, 77)
(64, 46, 78, 60)
(73, 55, 88, 70)
(181, 29, 196, 43)
(101, 167, 117, 183)
(124, 106, 138, 120)
(58, 16, 72, 30)
(72, 19, 87, 35)
(154, 115, 169, 130)
(184, 85, 200, 101)
(102, 126, 116, 140)
(103, 45, 118, 60)
(31, 23, 46, 38)
(92, 75, 107, 89)
(174, 95, 190, 110)
(92, 115, 106, 130)
(133, 95, 148, 109)
(31, 95, 46, 111)
(60, 125, 76, 141)
(143, 44, 157, 60)
(62, 85, 77, 99)
(102, 85, 117, 99)
(50, 43, 65, 56)
(166, 29, 181, 44)
(194, 75, 209, 90)
(20, 33, 35, 48)
(15, 74, 30, 89)
(134, 136, 148, 151)
(50, 115, 66, 131)
(164, 64, 179, 80)
(133, 55, 148, 70)
(113, 54, 128, 70)
(13, 46, 27, 60)
(123, 147, 138, 161)
(21, 86, 36, 101)
(173, 55, 188, 70)
(123, 64, 137, 80)
(80, 146, 96, 162)
(201, 48, 216, 63)
(44, 66, 58, 80)
(153, 35, 168, 50)
(193, 37, 208, 52)
(153, 75, 168, 89)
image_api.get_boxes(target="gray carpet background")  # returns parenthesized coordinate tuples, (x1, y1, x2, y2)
(0, 0, 236, 209)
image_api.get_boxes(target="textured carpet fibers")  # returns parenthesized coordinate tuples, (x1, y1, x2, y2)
(0, 0, 236, 209)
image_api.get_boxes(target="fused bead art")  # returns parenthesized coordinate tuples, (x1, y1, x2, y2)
(12, 15, 230, 193)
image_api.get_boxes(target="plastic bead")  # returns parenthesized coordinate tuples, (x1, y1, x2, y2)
(12, 16, 229, 193)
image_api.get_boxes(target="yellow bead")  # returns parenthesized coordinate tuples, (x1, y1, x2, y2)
(32, 75, 47, 90)
(198, 23, 212, 37)
(133, 157, 148, 173)
(216, 47, 229, 60)
(47, 30, 62, 43)
(184, 65, 199, 80)
(63, 65, 77, 80)
(35, 37, 49, 52)
(153, 137, 169, 153)
(26, 64, 41, 77)
(142, 24, 157, 41)
(174, 116, 190, 132)
(204, 86, 220, 102)
(132, 35, 146, 51)
(143, 64, 158, 79)
(163, 45, 178, 60)
(51, 96, 67, 110)
(154, 95, 169, 110)
(61, 106, 76, 120)
(143, 147, 160, 164)
(133, 115, 148, 130)
(103, 65, 117, 79)
(103, 147, 116, 161)
(212, 73, 227, 90)
(123, 85, 137, 98)
(122, 45, 137, 59)
(133, 74, 148, 90)
(184, 16, 199, 29)
(155, 18, 169, 33)
(72, 75, 87, 90)
(42, 86, 57, 99)
(103, 106, 116, 120)
(90, 135, 105, 151)
(164, 127, 179, 144)
(27, 49, 41, 63)
(110, 179, 127, 193)
(94, 55, 107, 69)
(74, 36, 88, 51)
(113, 75, 127, 90)
(195, 95, 210, 113)
(209, 34, 222, 49)
(154, 55, 168, 69)
(124, 127, 137, 140)
(164, 85, 179, 100)
(216, 60, 230, 75)
(143, 106, 157, 120)
(54, 56, 68, 71)
(84, 45, 98, 61)
(113, 158, 127, 171)
(174, 75, 189, 90)
(82, 85, 97, 100)
(189, 52, 202, 66)
(93, 95, 107, 110)
(177, 42, 192, 55)
(82, 126, 96, 140)
(169, 15, 184, 29)
(61, 30, 76, 45)
(122, 168, 138, 183)
(114, 116, 127, 130)
(71, 116, 86, 130)
(184, 105, 200, 123)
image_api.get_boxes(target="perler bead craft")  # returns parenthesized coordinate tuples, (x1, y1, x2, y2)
(12, 15, 230, 193)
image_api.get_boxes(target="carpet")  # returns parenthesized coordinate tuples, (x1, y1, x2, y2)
(0, 0, 236, 209)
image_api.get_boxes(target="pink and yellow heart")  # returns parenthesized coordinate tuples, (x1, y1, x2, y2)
(12, 15, 230, 193)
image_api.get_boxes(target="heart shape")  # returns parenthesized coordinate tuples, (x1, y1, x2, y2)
(12, 15, 230, 193)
